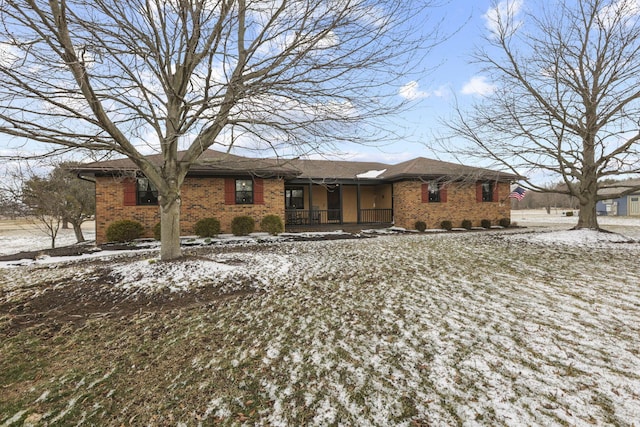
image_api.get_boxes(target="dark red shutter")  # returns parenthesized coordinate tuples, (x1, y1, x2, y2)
(224, 178, 236, 205)
(123, 178, 137, 206)
(421, 183, 429, 203)
(440, 184, 448, 203)
(254, 178, 264, 204)
(476, 182, 483, 203)
(492, 182, 500, 202)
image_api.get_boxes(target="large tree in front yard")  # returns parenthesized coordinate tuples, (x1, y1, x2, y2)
(0, 0, 443, 260)
(447, 0, 640, 230)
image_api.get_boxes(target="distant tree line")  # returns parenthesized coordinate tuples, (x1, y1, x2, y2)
(511, 178, 637, 212)
(511, 186, 579, 212)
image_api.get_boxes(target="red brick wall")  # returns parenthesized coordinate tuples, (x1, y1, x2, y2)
(95, 176, 285, 244)
(393, 180, 511, 230)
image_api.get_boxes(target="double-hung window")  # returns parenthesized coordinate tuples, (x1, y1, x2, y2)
(137, 177, 158, 205)
(428, 181, 441, 202)
(481, 182, 493, 202)
(235, 179, 254, 204)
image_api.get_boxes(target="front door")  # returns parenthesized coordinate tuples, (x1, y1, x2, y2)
(327, 187, 341, 222)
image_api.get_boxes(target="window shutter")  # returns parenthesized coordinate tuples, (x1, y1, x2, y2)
(123, 178, 137, 206)
(254, 178, 264, 204)
(476, 182, 483, 203)
(224, 178, 235, 205)
(492, 182, 499, 202)
(440, 184, 448, 203)
(421, 183, 429, 203)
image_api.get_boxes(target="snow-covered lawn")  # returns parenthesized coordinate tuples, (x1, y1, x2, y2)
(0, 219, 96, 256)
(1, 212, 640, 425)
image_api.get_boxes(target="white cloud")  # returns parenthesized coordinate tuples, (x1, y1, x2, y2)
(461, 76, 496, 96)
(598, 0, 640, 29)
(483, 0, 524, 38)
(399, 81, 448, 100)
(0, 41, 21, 68)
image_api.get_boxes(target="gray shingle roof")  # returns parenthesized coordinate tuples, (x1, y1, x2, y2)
(598, 179, 640, 197)
(75, 150, 300, 178)
(74, 149, 520, 182)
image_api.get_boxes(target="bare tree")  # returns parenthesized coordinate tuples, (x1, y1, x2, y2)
(445, 0, 640, 230)
(22, 176, 67, 249)
(3, 161, 94, 248)
(50, 163, 96, 243)
(0, 0, 444, 260)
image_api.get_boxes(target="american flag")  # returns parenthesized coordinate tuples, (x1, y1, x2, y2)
(509, 186, 527, 200)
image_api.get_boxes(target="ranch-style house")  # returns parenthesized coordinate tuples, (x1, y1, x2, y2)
(74, 150, 520, 244)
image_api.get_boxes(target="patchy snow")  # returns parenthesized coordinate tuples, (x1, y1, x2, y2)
(505, 228, 635, 246)
(0, 221, 96, 256)
(355, 169, 387, 179)
(107, 251, 293, 294)
(2, 212, 640, 425)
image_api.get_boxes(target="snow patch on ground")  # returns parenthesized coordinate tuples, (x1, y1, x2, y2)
(106, 251, 295, 293)
(0, 225, 96, 256)
(506, 228, 635, 246)
(110, 258, 237, 292)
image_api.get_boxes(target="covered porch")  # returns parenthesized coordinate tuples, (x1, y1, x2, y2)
(284, 182, 393, 227)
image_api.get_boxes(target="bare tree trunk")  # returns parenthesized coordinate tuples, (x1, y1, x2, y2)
(62, 218, 69, 229)
(72, 222, 85, 243)
(160, 197, 182, 261)
(575, 168, 600, 229)
(575, 196, 599, 229)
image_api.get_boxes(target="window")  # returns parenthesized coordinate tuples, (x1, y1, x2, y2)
(137, 177, 158, 205)
(481, 182, 493, 202)
(421, 181, 447, 203)
(285, 188, 304, 209)
(235, 179, 253, 204)
(428, 181, 441, 202)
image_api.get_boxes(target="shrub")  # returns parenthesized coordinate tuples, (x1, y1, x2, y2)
(414, 220, 427, 232)
(481, 219, 492, 229)
(440, 220, 453, 231)
(231, 216, 255, 236)
(499, 217, 511, 228)
(106, 220, 144, 243)
(194, 217, 221, 238)
(261, 215, 284, 235)
(461, 219, 472, 230)
(153, 222, 161, 240)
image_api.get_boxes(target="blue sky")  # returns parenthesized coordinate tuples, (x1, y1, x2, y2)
(333, 0, 504, 165)
(0, 0, 508, 172)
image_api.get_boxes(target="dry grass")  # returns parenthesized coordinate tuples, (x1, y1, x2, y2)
(1, 231, 640, 425)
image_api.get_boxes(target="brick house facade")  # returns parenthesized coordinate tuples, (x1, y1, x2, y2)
(94, 175, 285, 243)
(393, 181, 512, 230)
(76, 150, 520, 244)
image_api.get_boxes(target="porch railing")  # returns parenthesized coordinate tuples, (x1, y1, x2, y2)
(285, 208, 392, 226)
(359, 208, 393, 224)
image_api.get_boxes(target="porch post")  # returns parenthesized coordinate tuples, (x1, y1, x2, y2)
(356, 182, 361, 224)
(339, 184, 344, 224)
(391, 183, 394, 224)
(308, 182, 314, 224)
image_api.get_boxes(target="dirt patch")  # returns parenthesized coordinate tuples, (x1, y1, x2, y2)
(0, 233, 380, 336)
(0, 254, 264, 337)
(0, 280, 260, 337)
(0, 242, 147, 262)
